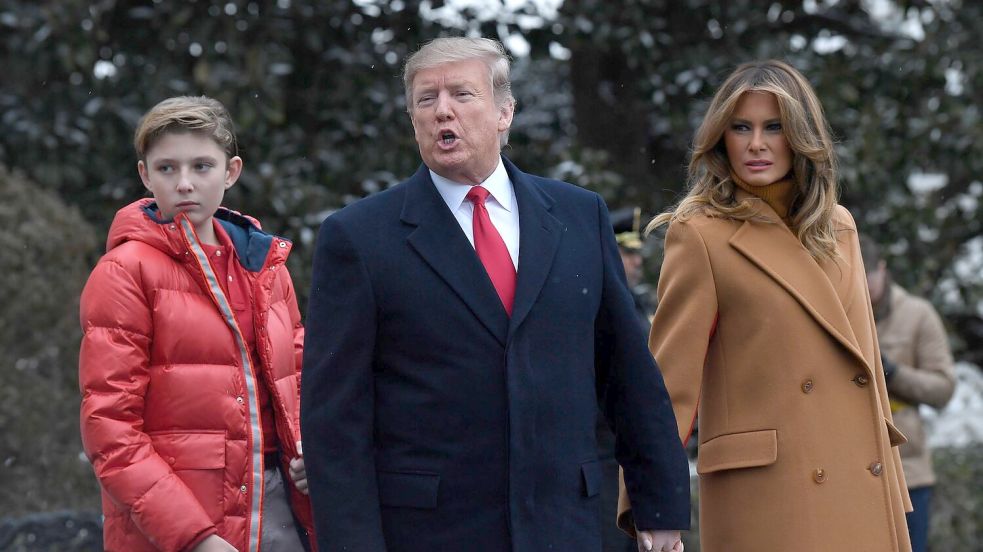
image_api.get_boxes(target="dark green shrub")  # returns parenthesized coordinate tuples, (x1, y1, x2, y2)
(0, 166, 102, 516)
(930, 445, 983, 551)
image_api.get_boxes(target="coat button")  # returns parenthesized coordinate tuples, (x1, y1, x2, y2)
(278, 241, 287, 248)
(869, 462, 883, 476)
(801, 379, 814, 393)
(853, 374, 869, 387)
(240, 484, 248, 493)
(813, 468, 827, 483)
(236, 396, 244, 404)
(167, 456, 176, 465)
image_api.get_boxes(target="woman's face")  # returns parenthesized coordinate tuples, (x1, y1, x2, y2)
(724, 92, 793, 186)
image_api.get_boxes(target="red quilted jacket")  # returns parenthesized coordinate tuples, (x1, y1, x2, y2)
(79, 198, 315, 551)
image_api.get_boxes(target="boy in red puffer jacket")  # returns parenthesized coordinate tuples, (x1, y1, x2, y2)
(80, 96, 315, 552)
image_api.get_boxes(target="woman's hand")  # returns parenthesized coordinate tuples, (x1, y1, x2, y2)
(289, 456, 308, 495)
(191, 534, 237, 552)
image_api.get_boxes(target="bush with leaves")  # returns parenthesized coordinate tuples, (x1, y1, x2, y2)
(0, 166, 101, 516)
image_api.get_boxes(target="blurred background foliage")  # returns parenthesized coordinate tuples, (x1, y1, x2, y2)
(0, 0, 980, 545)
(0, 167, 100, 516)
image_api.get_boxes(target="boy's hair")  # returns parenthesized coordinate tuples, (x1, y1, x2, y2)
(134, 96, 238, 161)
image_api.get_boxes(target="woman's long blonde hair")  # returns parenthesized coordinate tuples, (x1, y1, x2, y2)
(648, 60, 840, 260)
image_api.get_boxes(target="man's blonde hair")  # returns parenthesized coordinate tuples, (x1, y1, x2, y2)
(403, 37, 516, 147)
(134, 96, 238, 161)
(649, 60, 840, 260)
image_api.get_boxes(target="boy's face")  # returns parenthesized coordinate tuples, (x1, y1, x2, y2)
(138, 132, 241, 234)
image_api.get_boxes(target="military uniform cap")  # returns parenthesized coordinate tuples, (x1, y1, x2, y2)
(610, 206, 643, 251)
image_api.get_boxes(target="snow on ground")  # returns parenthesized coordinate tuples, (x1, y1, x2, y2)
(923, 362, 983, 448)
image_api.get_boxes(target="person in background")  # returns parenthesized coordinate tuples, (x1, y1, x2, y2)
(79, 96, 314, 552)
(619, 60, 912, 551)
(610, 208, 700, 464)
(599, 206, 656, 552)
(860, 234, 956, 552)
(610, 206, 655, 333)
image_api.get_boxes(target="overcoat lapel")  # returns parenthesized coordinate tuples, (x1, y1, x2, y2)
(728, 200, 873, 375)
(401, 165, 509, 346)
(503, 158, 563, 334)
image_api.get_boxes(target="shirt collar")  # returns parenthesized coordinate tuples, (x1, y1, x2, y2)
(430, 157, 513, 212)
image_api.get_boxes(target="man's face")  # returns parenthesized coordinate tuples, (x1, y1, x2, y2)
(620, 248, 643, 288)
(409, 59, 514, 185)
(866, 261, 888, 306)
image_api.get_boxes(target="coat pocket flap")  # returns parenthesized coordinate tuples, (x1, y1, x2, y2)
(581, 460, 602, 498)
(150, 431, 226, 470)
(378, 471, 441, 509)
(697, 429, 777, 475)
(884, 418, 908, 447)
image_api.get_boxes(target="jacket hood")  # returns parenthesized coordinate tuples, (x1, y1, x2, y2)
(106, 198, 291, 271)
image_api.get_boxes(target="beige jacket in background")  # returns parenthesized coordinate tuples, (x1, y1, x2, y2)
(876, 283, 956, 489)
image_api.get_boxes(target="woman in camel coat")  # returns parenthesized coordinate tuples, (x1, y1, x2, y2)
(618, 60, 912, 551)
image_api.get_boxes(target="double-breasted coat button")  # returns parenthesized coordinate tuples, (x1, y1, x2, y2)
(813, 468, 827, 483)
(869, 462, 883, 476)
(801, 379, 814, 393)
(853, 374, 869, 387)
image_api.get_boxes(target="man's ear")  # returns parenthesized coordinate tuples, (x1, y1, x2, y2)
(225, 156, 243, 190)
(497, 100, 515, 133)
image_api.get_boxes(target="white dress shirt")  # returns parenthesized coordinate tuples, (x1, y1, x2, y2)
(430, 159, 520, 270)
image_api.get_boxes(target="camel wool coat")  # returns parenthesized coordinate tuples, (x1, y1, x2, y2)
(619, 192, 912, 551)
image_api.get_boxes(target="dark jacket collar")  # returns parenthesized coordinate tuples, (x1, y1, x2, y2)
(399, 156, 562, 345)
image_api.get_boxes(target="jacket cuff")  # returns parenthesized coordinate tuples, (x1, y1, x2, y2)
(181, 528, 217, 552)
(617, 507, 638, 538)
(628, 494, 691, 532)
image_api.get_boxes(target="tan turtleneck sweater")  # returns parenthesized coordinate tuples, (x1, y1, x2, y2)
(730, 170, 797, 224)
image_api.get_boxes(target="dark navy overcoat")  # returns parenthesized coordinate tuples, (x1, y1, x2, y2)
(301, 157, 689, 551)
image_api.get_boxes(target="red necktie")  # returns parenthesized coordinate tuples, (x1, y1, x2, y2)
(466, 186, 516, 315)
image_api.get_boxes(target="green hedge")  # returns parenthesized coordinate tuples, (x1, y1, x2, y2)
(930, 444, 983, 550)
(0, 166, 102, 516)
